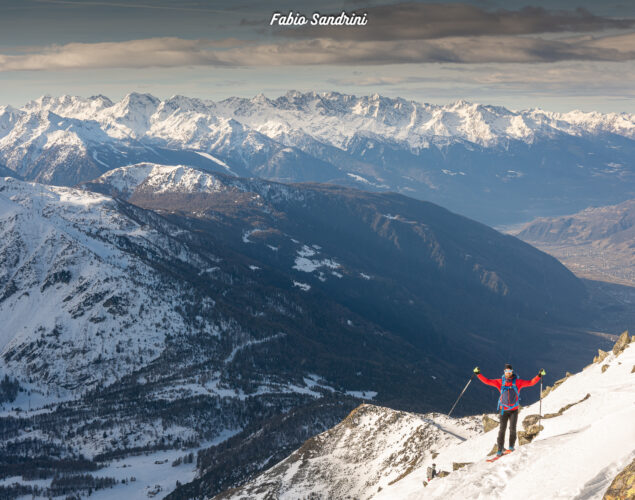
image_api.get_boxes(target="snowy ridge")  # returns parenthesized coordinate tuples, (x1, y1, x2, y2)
(93, 162, 309, 205)
(98, 163, 228, 195)
(217, 405, 483, 500)
(219, 337, 635, 500)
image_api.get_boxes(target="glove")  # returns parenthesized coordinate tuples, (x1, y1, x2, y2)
(538, 369, 546, 377)
(473, 367, 480, 375)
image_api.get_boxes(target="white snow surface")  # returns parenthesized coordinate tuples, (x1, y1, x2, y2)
(292, 281, 311, 291)
(293, 244, 341, 274)
(222, 342, 635, 500)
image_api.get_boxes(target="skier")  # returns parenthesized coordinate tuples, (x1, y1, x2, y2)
(472, 364, 546, 457)
(426, 463, 437, 481)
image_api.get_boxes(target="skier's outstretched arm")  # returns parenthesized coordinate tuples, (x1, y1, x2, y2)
(473, 367, 502, 389)
(516, 369, 546, 389)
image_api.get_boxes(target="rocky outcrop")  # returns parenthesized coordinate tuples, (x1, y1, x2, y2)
(603, 457, 635, 500)
(613, 330, 632, 357)
(518, 424, 544, 445)
(482, 415, 499, 432)
(594, 349, 610, 363)
(522, 414, 541, 428)
(453, 462, 472, 471)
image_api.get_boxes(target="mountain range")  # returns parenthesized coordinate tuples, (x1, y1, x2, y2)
(1, 91, 633, 225)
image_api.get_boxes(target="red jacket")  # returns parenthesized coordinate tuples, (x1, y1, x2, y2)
(477, 373, 541, 411)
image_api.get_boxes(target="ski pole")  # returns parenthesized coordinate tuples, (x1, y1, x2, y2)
(448, 374, 474, 417)
(539, 379, 543, 423)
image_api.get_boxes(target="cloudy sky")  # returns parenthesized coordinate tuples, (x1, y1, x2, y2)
(0, 0, 634, 111)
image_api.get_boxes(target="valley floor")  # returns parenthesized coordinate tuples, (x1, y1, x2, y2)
(526, 241, 635, 288)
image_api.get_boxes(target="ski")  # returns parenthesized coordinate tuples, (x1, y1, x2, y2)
(486, 449, 513, 462)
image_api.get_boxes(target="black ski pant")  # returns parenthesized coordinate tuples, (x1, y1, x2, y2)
(497, 409, 518, 452)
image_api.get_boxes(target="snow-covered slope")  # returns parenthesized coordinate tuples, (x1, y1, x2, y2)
(220, 334, 635, 500)
(0, 175, 218, 391)
(216, 406, 483, 500)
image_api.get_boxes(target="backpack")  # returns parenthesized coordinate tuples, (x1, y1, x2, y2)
(497, 375, 520, 414)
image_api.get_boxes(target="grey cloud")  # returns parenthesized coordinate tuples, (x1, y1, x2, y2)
(1, 33, 634, 71)
(274, 3, 635, 41)
(0, 38, 252, 71)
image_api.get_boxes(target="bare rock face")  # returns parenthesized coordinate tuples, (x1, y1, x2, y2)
(518, 433, 532, 446)
(613, 330, 632, 357)
(526, 424, 544, 437)
(602, 364, 610, 373)
(518, 424, 544, 445)
(594, 349, 610, 363)
(603, 457, 635, 500)
(453, 462, 471, 471)
(522, 414, 541, 430)
(482, 415, 499, 433)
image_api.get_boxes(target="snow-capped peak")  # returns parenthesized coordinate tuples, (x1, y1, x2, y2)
(94, 163, 228, 196)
